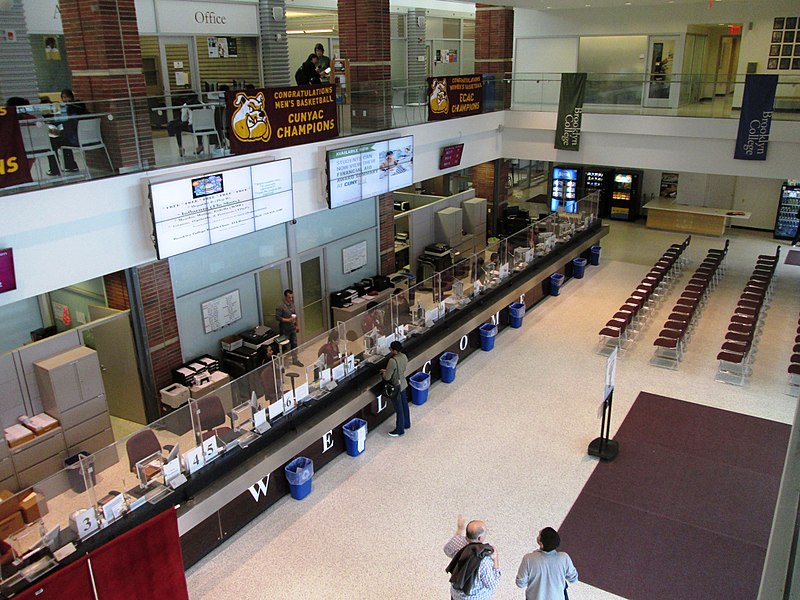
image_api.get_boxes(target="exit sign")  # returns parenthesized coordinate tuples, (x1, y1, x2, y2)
(0, 248, 16, 293)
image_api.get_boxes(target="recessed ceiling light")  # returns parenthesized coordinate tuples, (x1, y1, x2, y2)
(585, 3, 591, 6)
(625, 2, 632, 4)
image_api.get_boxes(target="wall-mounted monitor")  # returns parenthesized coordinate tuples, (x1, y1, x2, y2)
(149, 158, 293, 259)
(439, 143, 464, 170)
(326, 135, 413, 209)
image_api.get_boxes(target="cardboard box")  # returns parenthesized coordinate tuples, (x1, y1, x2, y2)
(0, 511, 24, 539)
(19, 492, 43, 523)
(4, 424, 35, 449)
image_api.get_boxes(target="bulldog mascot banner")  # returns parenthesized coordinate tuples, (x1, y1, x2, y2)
(426, 75, 483, 121)
(226, 84, 338, 154)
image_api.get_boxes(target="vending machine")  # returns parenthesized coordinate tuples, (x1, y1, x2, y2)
(609, 170, 642, 221)
(774, 181, 800, 240)
(583, 168, 612, 217)
(550, 166, 579, 213)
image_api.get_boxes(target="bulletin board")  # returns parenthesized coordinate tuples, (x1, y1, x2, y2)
(342, 241, 368, 274)
(201, 290, 242, 333)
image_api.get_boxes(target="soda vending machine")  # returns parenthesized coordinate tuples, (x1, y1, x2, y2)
(609, 170, 642, 221)
(774, 181, 800, 240)
(583, 168, 611, 217)
(550, 167, 579, 213)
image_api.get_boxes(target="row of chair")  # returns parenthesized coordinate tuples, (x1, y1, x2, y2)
(650, 239, 729, 370)
(788, 314, 800, 396)
(596, 235, 691, 356)
(715, 246, 780, 386)
(20, 118, 112, 180)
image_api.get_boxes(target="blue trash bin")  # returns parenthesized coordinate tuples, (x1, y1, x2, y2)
(342, 418, 368, 457)
(439, 352, 459, 383)
(590, 245, 602, 266)
(479, 323, 497, 351)
(550, 273, 565, 296)
(409, 372, 431, 405)
(509, 302, 525, 329)
(573, 257, 587, 279)
(284, 457, 314, 500)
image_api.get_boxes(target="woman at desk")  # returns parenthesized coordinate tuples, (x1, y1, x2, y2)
(391, 288, 413, 325)
(47, 89, 87, 176)
(317, 330, 341, 368)
(361, 302, 384, 335)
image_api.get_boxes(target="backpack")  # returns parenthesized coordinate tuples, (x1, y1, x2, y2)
(295, 66, 305, 86)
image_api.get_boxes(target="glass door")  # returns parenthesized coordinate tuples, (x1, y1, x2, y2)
(298, 250, 327, 342)
(644, 36, 678, 108)
(159, 36, 200, 114)
(258, 261, 291, 333)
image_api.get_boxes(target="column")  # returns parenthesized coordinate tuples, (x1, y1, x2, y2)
(472, 160, 509, 238)
(0, 0, 39, 101)
(474, 4, 513, 110)
(259, 0, 291, 87)
(378, 193, 395, 275)
(59, 0, 154, 171)
(406, 8, 427, 103)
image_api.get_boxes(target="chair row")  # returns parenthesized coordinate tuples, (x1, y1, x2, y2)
(650, 240, 729, 370)
(788, 326, 800, 396)
(715, 246, 780, 386)
(597, 236, 691, 355)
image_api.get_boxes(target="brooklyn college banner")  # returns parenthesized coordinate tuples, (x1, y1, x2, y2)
(734, 74, 778, 161)
(554, 73, 587, 152)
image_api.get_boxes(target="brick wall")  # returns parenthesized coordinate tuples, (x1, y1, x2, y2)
(104, 271, 130, 310)
(378, 192, 395, 275)
(475, 4, 513, 110)
(471, 160, 509, 237)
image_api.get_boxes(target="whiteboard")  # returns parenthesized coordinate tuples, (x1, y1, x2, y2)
(201, 290, 242, 334)
(342, 241, 368, 274)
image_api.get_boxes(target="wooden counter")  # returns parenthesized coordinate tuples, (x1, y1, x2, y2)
(644, 200, 751, 237)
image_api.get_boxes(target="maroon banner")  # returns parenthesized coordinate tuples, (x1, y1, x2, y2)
(0, 248, 16, 294)
(427, 74, 483, 121)
(0, 107, 33, 188)
(226, 85, 339, 154)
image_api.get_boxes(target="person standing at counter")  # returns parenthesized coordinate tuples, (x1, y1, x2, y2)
(381, 340, 409, 437)
(276, 289, 304, 367)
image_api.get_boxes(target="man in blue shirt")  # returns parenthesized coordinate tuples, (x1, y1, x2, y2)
(515, 527, 578, 600)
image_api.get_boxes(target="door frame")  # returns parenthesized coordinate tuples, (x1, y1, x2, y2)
(255, 259, 292, 332)
(158, 35, 201, 105)
(295, 247, 328, 344)
(643, 35, 680, 109)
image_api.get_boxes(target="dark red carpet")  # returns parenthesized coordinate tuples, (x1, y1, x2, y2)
(558, 392, 790, 600)
(784, 249, 800, 266)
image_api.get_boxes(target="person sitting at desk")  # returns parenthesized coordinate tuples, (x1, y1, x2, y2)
(391, 288, 413, 325)
(317, 330, 341, 368)
(361, 302, 384, 335)
(47, 89, 87, 176)
(167, 94, 202, 157)
(258, 344, 280, 403)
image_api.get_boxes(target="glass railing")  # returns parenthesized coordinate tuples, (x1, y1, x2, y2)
(6, 72, 799, 196)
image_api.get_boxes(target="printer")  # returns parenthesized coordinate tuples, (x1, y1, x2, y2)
(331, 288, 358, 308)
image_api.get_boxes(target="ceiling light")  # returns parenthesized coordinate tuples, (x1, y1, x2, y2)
(304, 28, 334, 34)
(625, 2, 632, 4)
(286, 29, 304, 34)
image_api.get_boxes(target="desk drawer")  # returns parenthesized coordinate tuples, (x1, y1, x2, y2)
(16, 452, 68, 488)
(60, 394, 108, 429)
(64, 413, 112, 448)
(69, 427, 114, 458)
(10, 431, 67, 472)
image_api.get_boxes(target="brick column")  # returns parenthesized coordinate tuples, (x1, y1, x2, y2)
(104, 271, 131, 310)
(60, 0, 155, 172)
(338, 0, 391, 132)
(475, 4, 513, 110)
(378, 193, 395, 275)
(471, 160, 509, 238)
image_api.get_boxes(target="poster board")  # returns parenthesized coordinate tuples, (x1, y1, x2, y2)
(342, 241, 367, 274)
(202, 290, 242, 333)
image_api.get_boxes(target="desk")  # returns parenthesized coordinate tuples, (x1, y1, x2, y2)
(644, 200, 751, 236)
(331, 288, 394, 327)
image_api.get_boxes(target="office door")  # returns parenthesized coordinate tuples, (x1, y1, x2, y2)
(159, 36, 200, 99)
(83, 307, 147, 425)
(258, 262, 291, 333)
(298, 250, 327, 342)
(715, 36, 738, 97)
(644, 36, 678, 108)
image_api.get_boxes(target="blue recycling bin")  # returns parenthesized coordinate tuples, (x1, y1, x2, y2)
(509, 302, 525, 329)
(342, 418, 368, 457)
(573, 257, 587, 279)
(409, 372, 431, 405)
(439, 352, 459, 383)
(284, 457, 314, 500)
(550, 273, 565, 296)
(590, 245, 602, 266)
(479, 323, 497, 351)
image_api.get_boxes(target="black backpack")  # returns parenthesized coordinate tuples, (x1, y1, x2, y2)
(295, 66, 305, 86)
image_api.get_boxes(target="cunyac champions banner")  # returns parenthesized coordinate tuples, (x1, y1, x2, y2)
(226, 84, 339, 154)
(554, 73, 587, 152)
(734, 74, 778, 161)
(427, 75, 483, 121)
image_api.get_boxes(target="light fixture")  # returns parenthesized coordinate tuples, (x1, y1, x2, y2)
(304, 28, 334, 34)
(286, 28, 334, 34)
(286, 29, 304, 34)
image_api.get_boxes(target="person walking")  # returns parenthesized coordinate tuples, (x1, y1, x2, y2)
(515, 527, 578, 600)
(381, 340, 409, 437)
(444, 514, 501, 600)
(275, 289, 304, 367)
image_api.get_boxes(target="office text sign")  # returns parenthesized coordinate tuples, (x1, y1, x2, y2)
(0, 248, 17, 294)
(734, 74, 778, 161)
(554, 73, 587, 152)
(227, 85, 339, 155)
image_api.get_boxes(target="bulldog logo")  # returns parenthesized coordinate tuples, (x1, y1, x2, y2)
(429, 79, 449, 114)
(231, 92, 271, 142)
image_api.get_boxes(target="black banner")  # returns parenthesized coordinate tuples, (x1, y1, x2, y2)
(427, 75, 483, 121)
(734, 74, 778, 161)
(554, 73, 587, 152)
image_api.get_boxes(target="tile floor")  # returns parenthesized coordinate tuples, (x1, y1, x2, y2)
(185, 220, 800, 599)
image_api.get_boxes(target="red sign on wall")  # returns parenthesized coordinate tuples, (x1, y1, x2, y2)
(0, 108, 32, 189)
(0, 248, 17, 294)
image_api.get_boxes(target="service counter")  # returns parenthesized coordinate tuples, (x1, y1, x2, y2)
(644, 199, 751, 236)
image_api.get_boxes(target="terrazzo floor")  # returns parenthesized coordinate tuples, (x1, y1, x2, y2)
(185, 220, 799, 600)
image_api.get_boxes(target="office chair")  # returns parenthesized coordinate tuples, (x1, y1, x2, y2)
(196, 394, 232, 441)
(125, 429, 162, 473)
(19, 121, 57, 180)
(189, 108, 222, 156)
(60, 117, 112, 177)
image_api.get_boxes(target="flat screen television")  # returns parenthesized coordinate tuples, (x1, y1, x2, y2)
(326, 135, 413, 209)
(439, 143, 464, 170)
(149, 158, 293, 259)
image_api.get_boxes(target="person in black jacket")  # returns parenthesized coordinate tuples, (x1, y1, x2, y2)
(48, 89, 88, 175)
(295, 54, 321, 86)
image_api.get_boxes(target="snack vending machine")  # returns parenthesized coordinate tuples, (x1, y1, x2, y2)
(550, 167, 579, 213)
(774, 181, 800, 240)
(583, 168, 611, 217)
(609, 170, 642, 221)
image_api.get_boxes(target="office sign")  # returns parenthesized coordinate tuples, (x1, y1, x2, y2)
(226, 85, 338, 155)
(427, 75, 483, 121)
(0, 248, 16, 294)
(0, 108, 32, 189)
(734, 74, 778, 161)
(554, 73, 587, 152)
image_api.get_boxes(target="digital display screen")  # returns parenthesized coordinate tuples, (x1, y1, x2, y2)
(439, 143, 464, 169)
(327, 136, 414, 209)
(553, 168, 578, 181)
(150, 158, 294, 259)
(614, 174, 632, 184)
